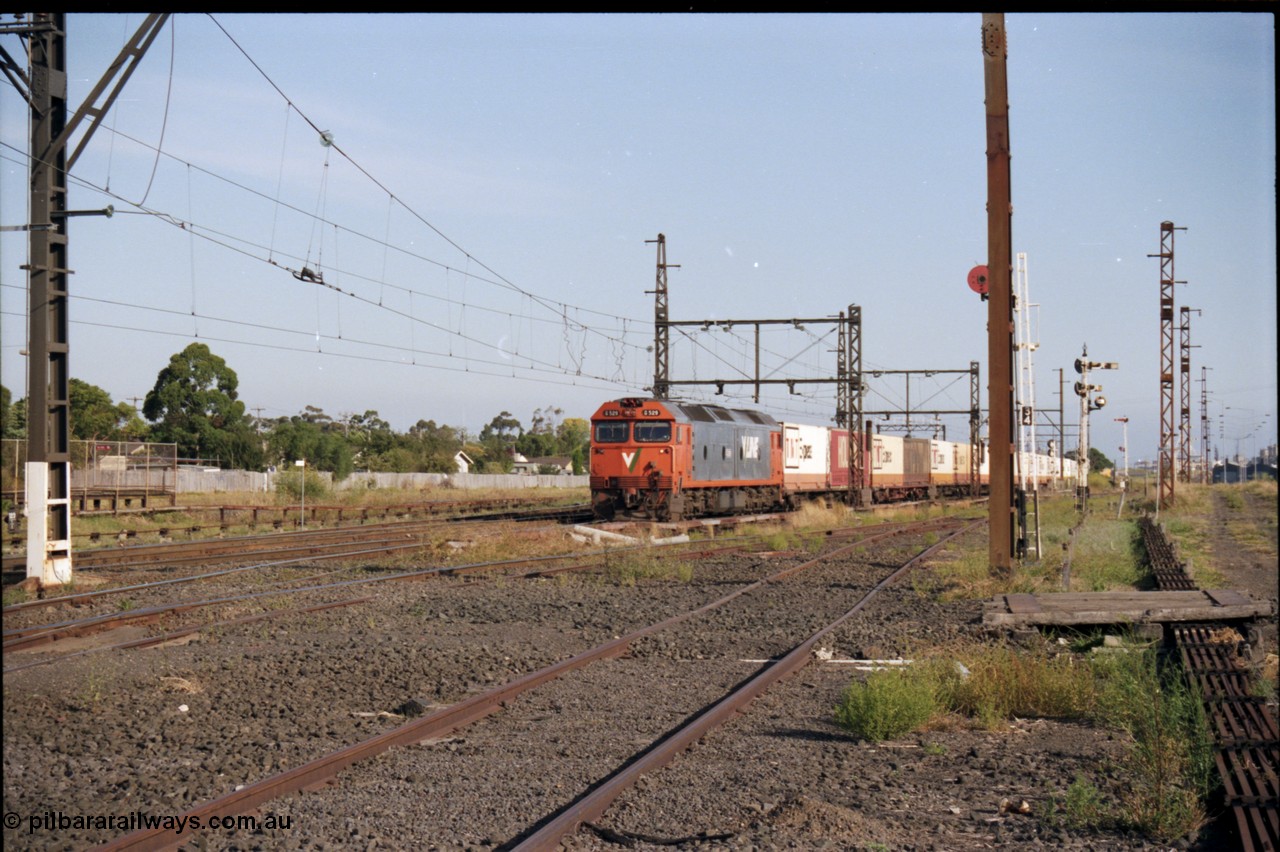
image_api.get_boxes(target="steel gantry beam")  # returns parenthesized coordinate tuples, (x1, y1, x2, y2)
(859, 368, 978, 435)
(646, 239, 867, 505)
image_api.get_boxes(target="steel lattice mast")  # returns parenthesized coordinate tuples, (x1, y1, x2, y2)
(1178, 306, 1200, 482)
(1151, 221, 1185, 509)
(1199, 366, 1212, 484)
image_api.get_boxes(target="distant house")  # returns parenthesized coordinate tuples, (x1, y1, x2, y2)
(453, 451, 475, 474)
(511, 455, 573, 475)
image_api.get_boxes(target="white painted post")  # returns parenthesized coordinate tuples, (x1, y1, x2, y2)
(296, 459, 306, 529)
(25, 461, 72, 585)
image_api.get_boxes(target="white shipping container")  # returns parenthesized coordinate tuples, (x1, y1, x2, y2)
(781, 423, 830, 475)
(871, 434, 906, 478)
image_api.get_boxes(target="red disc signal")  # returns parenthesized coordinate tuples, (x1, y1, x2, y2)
(967, 265, 989, 295)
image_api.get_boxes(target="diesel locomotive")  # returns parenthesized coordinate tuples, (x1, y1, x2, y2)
(589, 396, 1074, 521)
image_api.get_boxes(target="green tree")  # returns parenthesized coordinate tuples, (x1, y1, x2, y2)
(515, 430, 557, 459)
(265, 414, 353, 479)
(69, 378, 132, 441)
(479, 411, 522, 443)
(556, 416, 590, 472)
(143, 343, 261, 469)
(1087, 446, 1115, 473)
(406, 419, 465, 472)
(0, 384, 12, 439)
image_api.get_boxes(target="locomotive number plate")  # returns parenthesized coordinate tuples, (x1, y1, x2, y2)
(642, 409, 662, 417)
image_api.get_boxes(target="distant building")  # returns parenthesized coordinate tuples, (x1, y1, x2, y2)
(453, 451, 475, 474)
(511, 455, 573, 475)
(1211, 460, 1276, 484)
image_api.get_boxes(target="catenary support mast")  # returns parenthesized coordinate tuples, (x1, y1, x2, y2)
(8, 13, 170, 584)
(1150, 221, 1185, 509)
(1178, 306, 1200, 482)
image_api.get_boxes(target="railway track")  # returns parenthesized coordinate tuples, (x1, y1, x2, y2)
(2, 515, 959, 669)
(88, 517, 974, 851)
(2, 494, 586, 548)
(1140, 516, 1278, 852)
(1, 503, 595, 583)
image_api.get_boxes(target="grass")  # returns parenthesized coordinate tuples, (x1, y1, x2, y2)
(925, 487, 1212, 600)
(601, 550, 694, 586)
(833, 640, 1215, 843)
(941, 644, 1097, 728)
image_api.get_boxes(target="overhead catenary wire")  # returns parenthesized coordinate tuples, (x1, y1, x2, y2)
(136, 15, 176, 207)
(0, 147, 654, 383)
(0, 280, 640, 389)
(0, 301, 628, 395)
(204, 14, 637, 343)
(0, 141, 654, 370)
(0, 20, 883, 427)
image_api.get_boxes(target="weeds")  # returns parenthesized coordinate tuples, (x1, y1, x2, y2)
(1048, 774, 1111, 830)
(602, 551, 694, 586)
(834, 664, 938, 742)
(75, 668, 110, 711)
(832, 640, 1214, 843)
(940, 645, 1096, 727)
(1091, 648, 1215, 841)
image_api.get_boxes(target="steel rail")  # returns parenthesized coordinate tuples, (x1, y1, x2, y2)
(3, 598, 370, 674)
(510, 519, 983, 850)
(2, 534, 438, 616)
(92, 518, 958, 852)
(3, 527, 809, 651)
(2, 522, 769, 621)
(2, 504, 593, 576)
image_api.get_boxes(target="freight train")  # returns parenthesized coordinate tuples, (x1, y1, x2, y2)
(589, 397, 1075, 521)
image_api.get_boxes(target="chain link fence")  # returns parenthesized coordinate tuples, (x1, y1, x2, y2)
(2, 439, 178, 510)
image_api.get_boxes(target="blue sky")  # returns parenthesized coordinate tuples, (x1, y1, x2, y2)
(2, 13, 1275, 464)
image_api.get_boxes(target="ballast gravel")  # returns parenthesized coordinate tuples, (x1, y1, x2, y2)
(3, 515, 1266, 851)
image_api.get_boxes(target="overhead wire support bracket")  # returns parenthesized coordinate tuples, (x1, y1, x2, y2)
(57, 13, 171, 170)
